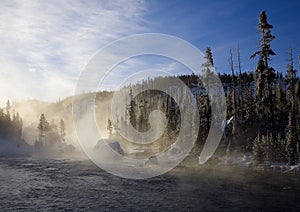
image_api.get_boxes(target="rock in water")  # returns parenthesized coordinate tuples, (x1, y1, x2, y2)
(146, 155, 158, 165)
(94, 139, 125, 156)
(108, 141, 124, 156)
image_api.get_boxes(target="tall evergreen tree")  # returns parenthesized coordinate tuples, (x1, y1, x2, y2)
(200, 47, 214, 130)
(59, 119, 66, 143)
(201, 47, 214, 89)
(253, 133, 263, 164)
(250, 11, 276, 130)
(6, 100, 11, 121)
(237, 46, 245, 119)
(286, 112, 298, 165)
(285, 46, 298, 164)
(274, 82, 285, 134)
(286, 45, 297, 114)
(250, 11, 276, 69)
(37, 114, 50, 146)
(202, 47, 214, 69)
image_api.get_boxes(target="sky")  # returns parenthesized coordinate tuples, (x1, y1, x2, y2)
(0, 0, 300, 105)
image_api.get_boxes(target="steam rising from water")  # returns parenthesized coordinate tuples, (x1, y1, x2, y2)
(73, 33, 226, 179)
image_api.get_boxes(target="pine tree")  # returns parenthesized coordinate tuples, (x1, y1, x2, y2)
(284, 46, 298, 164)
(228, 48, 237, 118)
(244, 86, 254, 122)
(286, 112, 298, 165)
(274, 82, 285, 134)
(253, 133, 263, 164)
(295, 80, 300, 129)
(237, 46, 245, 119)
(202, 47, 214, 69)
(286, 45, 297, 114)
(251, 11, 276, 130)
(37, 114, 50, 146)
(6, 100, 11, 121)
(16, 112, 22, 140)
(196, 93, 210, 150)
(129, 99, 137, 129)
(59, 119, 66, 143)
(253, 133, 278, 164)
(274, 133, 287, 162)
(262, 133, 274, 163)
(297, 53, 300, 155)
(250, 11, 276, 69)
(200, 47, 214, 138)
(201, 47, 215, 93)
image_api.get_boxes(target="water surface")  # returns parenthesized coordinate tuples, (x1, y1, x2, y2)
(1, 157, 300, 211)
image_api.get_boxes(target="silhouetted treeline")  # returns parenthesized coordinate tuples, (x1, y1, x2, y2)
(34, 113, 66, 149)
(110, 10, 300, 165)
(0, 100, 23, 144)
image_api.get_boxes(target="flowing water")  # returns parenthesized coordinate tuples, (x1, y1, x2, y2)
(1, 156, 300, 211)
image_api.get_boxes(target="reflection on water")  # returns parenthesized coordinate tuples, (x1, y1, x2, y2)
(1, 157, 300, 211)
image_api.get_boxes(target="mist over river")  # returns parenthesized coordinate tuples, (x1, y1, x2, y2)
(1, 156, 300, 211)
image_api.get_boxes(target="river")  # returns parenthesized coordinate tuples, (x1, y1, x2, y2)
(1, 156, 300, 211)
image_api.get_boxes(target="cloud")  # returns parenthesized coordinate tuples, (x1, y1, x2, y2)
(0, 0, 147, 104)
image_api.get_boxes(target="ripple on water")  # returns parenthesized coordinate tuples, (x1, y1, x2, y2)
(0, 157, 300, 211)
